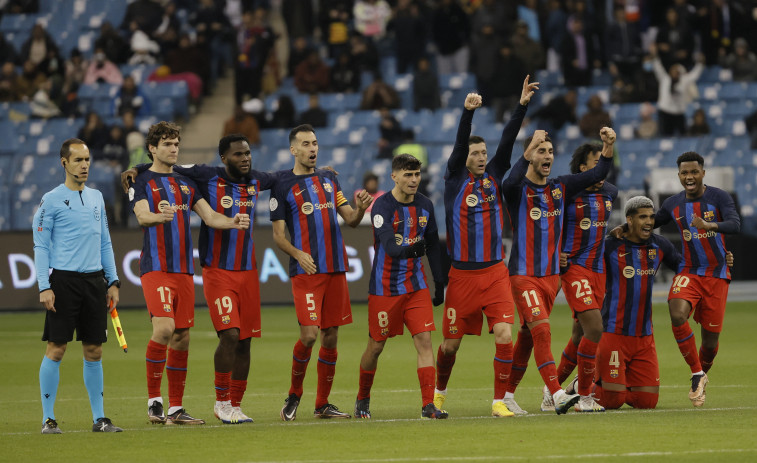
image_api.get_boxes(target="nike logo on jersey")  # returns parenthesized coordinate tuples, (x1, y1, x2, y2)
(619, 252, 630, 257)
(294, 189, 305, 196)
(527, 194, 541, 198)
(342, 314, 351, 320)
(655, 378, 660, 382)
(153, 188, 162, 191)
(576, 204, 588, 208)
(676, 216, 685, 221)
(503, 314, 513, 319)
(425, 322, 434, 327)
(251, 329, 261, 333)
(394, 220, 403, 225)
(708, 323, 720, 328)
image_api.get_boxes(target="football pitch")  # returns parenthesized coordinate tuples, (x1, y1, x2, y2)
(1, 301, 756, 463)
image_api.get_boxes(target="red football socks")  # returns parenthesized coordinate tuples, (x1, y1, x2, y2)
(672, 322, 703, 373)
(289, 340, 312, 397)
(214, 371, 231, 402)
(435, 346, 456, 391)
(230, 379, 247, 407)
(699, 343, 719, 374)
(166, 348, 188, 409)
(493, 342, 513, 400)
(531, 323, 560, 394)
(576, 337, 598, 396)
(506, 329, 533, 394)
(557, 339, 579, 385)
(146, 340, 167, 399)
(315, 347, 337, 409)
(357, 367, 376, 401)
(418, 366, 435, 406)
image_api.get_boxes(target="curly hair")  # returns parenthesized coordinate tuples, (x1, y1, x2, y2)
(145, 121, 181, 159)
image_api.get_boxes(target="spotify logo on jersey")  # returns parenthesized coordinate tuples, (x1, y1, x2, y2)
(682, 229, 692, 241)
(395, 234, 403, 245)
(466, 194, 479, 207)
(221, 196, 233, 209)
(530, 208, 542, 220)
(301, 202, 314, 215)
(158, 200, 170, 212)
(580, 218, 592, 230)
(623, 266, 635, 279)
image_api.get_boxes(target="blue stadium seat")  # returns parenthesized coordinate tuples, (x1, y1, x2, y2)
(439, 73, 476, 90)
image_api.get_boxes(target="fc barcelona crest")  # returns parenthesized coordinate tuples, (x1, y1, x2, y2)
(704, 210, 714, 221)
(605, 200, 612, 211)
(221, 315, 231, 325)
(583, 296, 592, 305)
(449, 326, 458, 335)
(247, 185, 256, 195)
(610, 369, 619, 378)
(531, 307, 541, 316)
(323, 182, 333, 193)
(648, 249, 657, 260)
(551, 188, 562, 200)
(180, 185, 190, 194)
(309, 313, 318, 321)
(483, 178, 492, 189)
(419, 215, 428, 227)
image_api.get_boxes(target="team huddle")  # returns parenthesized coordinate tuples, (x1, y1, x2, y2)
(33, 77, 740, 433)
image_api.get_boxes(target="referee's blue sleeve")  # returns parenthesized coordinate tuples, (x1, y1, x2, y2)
(99, 193, 118, 285)
(33, 195, 54, 291)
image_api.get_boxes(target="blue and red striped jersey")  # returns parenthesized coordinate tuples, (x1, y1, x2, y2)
(656, 187, 740, 280)
(561, 183, 618, 273)
(173, 165, 277, 271)
(443, 104, 526, 267)
(503, 155, 612, 276)
(602, 234, 680, 337)
(270, 169, 349, 276)
(130, 170, 200, 275)
(369, 192, 439, 296)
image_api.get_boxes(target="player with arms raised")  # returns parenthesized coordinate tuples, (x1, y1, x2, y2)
(501, 127, 615, 414)
(552, 143, 619, 412)
(271, 124, 372, 421)
(434, 77, 539, 418)
(354, 154, 447, 419)
(129, 122, 250, 425)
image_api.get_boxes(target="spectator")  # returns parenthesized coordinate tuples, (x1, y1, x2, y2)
(697, 0, 750, 66)
(330, 52, 361, 93)
(544, 0, 568, 72)
(472, 0, 511, 40)
(298, 94, 328, 128)
(412, 56, 440, 111)
(655, 7, 695, 70)
(16, 59, 46, 100)
(320, 0, 352, 59)
(528, 89, 578, 135)
(609, 77, 635, 104)
(223, 105, 261, 144)
(113, 75, 150, 116)
(164, 34, 210, 95)
(288, 37, 312, 77)
(95, 21, 129, 64)
(62, 49, 88, 95)
(84, 47, 124, 85)
(606, 7, 643, 83)
(356, 171, 385, 216)
(720, 38, 757, 82)
(20, 23, 61, 76)
(391, 0, 427, 73)
(282, 0, 316, 40)
(579, 94, 612, 138)
(561, 16, 593, 87)
(269, 95, 296, 129)
(517, 0, 541, 42)
(153, 1, 181, 53)
(688, 108, 711, 136)
(101, 125, 129, 167)
(30, 79, 61, 119)
(0, 61, 21, 102)
(353, 0, 392, 40)
(431, 0, 471, 74)
(471, 24, 501, 105)
(652, 44, 704, 136)
(121, 109, 141, 137)
(235, 9, 275, 103)
(128, 30, 160, 66)
(360, 73, 400, 110)
(350, 33, 380, 74)
(490, 42, 526, 122)
(126, 130, 150, 169)
(0, 35, 19, 66)
(511, 20, 544, 78)
(294, 49, 330, 93)
(377, 107, 411, 158)
(190, 0, 233, 88)
(121, 0, 164, 36)
(636, 102, 659, 139)
(77, 112, 109, 154)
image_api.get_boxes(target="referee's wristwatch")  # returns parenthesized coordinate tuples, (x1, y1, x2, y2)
(108, 279, 121, 289)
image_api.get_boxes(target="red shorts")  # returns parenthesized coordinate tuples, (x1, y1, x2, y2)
(291, 273, 352, 329)
(510, 275, 560, 325)
(368, 288, 434, 341)
(596, 332, 659, 388)
(668, 273, 729, 333)
(202, 267, 261, 340)
(443, 262, 515, 339)
(560, 265, 606, 316)
(141, 271, 195, 329)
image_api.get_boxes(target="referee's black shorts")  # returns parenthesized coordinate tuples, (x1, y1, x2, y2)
(42, 270, 108, 344)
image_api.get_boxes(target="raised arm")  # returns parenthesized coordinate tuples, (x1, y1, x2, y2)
(337, 190, 373, 227)
(563, 126, 615, 197)
(447, 93, 482, 176)
(490, 75, 538, 178)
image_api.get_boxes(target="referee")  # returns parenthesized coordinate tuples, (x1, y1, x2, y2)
(33, 138, 123, 434)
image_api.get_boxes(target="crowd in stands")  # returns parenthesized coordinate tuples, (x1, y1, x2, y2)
(2, 0, 757, 234)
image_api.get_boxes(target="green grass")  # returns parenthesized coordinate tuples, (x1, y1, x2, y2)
(1, 301, 756, 462)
